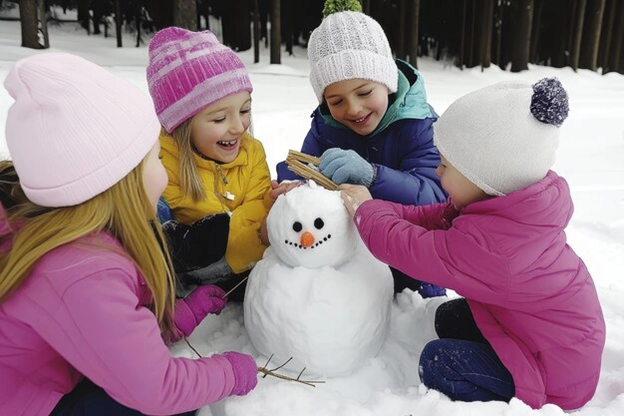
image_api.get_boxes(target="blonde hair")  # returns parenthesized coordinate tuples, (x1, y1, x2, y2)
(0, 159, 176, 331)
(168, 121, 206, 202)
(168, 114, 255, 203)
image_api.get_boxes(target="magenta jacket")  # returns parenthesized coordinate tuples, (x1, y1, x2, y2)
(353, 171, 605, 410)
(0, 208, 237, 416)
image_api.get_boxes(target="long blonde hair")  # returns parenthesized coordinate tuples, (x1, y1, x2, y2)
(0, 159, 176, 330)
(169, 122, 207, 202)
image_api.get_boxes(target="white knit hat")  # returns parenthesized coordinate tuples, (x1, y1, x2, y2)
(307, 10, 398, 103)
(434, 78, 569, 196)
(4, 53, 160, 207)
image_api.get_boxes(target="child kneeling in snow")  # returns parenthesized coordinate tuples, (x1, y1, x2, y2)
(146, 27, 274, 299)
(339, 78, 605, 410)
(0, 53, 257, 416)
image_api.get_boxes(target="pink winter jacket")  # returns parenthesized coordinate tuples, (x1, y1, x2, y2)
(0, 210, 237, 416)
(354, 171, 605, 410)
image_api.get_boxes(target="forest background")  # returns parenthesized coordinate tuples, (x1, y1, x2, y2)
(2, 0, 624, 76)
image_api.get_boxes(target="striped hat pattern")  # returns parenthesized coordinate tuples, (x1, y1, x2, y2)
(146, 27, 253, 133)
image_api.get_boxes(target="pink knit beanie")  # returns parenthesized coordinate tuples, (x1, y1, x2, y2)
(4, 53, 160, 207)
(146, 27, 253, 134)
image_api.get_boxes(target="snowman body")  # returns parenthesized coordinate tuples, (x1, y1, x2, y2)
(244, 183, 393, 377)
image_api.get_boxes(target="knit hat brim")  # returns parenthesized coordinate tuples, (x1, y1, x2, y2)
(310, 50, 398, 102)
(5, 53, 160, 207)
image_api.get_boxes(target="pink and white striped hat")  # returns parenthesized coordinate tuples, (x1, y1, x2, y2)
(146, 27, 253, 133)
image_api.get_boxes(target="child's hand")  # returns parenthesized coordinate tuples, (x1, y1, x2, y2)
(269, 179, 302, 200)
(221, 351, 258, 396)
(174, 285, 228, 337)
(339, 184, 373, 217)
(319, 148, 375, 186)
(259, 218, 269, 246)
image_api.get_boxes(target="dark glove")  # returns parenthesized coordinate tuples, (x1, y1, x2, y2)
(318, 148, 375, 186)
(174, 285, 228, 337)
(221, 351, 258, 396)
(162, 213, 230, 273)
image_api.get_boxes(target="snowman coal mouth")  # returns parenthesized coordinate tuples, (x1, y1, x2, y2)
(283, 234, 332, 249)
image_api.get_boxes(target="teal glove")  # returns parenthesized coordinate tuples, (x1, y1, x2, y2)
(319, 148, 375, 187)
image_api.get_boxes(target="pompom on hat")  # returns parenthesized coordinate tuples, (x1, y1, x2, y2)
(307, 0, 398, 103)
(434, 77, 569, 196)
(4, 52, 160, 208)
(146, 27, 253, 133)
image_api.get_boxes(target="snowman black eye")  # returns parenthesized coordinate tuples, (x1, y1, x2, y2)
(314, 218, 324, 230)
(292, 221, 303, 232)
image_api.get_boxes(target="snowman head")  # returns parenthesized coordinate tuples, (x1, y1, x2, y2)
(267, 182, 358, 268)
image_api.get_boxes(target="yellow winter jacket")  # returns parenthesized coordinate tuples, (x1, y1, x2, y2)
(160, 131, 273, 274)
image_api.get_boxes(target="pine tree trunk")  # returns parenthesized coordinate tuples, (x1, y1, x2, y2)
(598, 0, 616, 71)
(37, 0, 49, 48)
(579, 0, 606, 70)
(19, 0, 44, 49)
(407, 0, 420, 67)
(115, 0, 122, 47)
(530, 0, 544, 63)
(254, 0, 260, 63)
(174, 0, 198, 31)
(77, 0, 89, 33)
(510, 0, 533, 72)
(609, 0, 624, 73)
(570, 0, 587, 71)
(479, 0, 494, 69)
(396, 0, 406, 60)
(270, 0, 281, 64)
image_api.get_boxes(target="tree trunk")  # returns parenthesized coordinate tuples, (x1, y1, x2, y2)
(396, 0, 406, 59)
(37, 0, 49, 48)
(77, 0, 89, 33)
(223, 0, 251, 50)
(510, 0, 533, 72)
(608, 0, 624, 73)
(579, 0, 606, 70)
(493, 0, 504, 66)
(570, 0, 587, 71)
(282, 0, 295, 55)
(459, 0, 467, 68)
(145, 0, 174, 30)
(598, 0, 616, 71)
(174, 0, 198, 31)
(407, 0, 420, 67)
(19, 0, 45, 49)
(254, 0, 260, 63)
(361, 0, 370, 15)
(478, 0, 494, 69)
(270, 0, 281, 64)
(115, 0, 122, 47)
(530, 0, 544, 63)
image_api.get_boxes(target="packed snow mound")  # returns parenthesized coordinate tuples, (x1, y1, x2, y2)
(244, 182, 393, 376)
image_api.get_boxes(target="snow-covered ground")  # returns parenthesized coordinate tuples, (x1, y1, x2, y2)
(1, 16, 624, 416)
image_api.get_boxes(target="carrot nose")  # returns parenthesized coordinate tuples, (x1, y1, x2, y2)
(300, 231, 315, 248)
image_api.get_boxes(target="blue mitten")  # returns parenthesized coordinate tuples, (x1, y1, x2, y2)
(318, 148, 375, 187)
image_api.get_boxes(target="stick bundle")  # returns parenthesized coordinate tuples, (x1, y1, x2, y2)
(285, 150, 338, 190)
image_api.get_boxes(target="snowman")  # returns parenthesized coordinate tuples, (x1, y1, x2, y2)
(244, 182, 393, 377)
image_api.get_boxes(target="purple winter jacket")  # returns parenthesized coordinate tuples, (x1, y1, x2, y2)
(353, 171, 605, 410)
(0, 207, 237, 416)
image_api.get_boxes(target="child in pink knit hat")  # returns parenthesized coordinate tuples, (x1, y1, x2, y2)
(0, 52, 257, 416)
(146, 27, 273, 299)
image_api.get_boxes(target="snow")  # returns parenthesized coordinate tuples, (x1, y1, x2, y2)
(244, 182, 394, 377)
(1, 18, 624, 416)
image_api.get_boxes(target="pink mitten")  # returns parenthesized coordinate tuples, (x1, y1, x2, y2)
(174, 285, 227, 337)
(222, 352, 258, 396)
